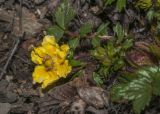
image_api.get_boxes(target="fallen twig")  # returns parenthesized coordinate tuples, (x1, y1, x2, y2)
(0, 34, 24, 80)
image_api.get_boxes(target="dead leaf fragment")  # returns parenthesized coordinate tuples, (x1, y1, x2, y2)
(77, 87, 109, 109)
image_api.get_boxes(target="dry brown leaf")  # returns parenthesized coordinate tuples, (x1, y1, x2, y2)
(77, 87, 109, 109)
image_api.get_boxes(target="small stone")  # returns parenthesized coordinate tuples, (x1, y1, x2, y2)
(5, 75, 13, 82)
(0, 103, 11, 114)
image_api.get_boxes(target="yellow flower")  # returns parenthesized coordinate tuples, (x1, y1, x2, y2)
(54, 60, 72, 78)
(31, 35, 72, 89)
(32, 65, 59, 89)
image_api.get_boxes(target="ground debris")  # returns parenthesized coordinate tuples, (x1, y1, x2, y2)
(38, 77, 109, 114)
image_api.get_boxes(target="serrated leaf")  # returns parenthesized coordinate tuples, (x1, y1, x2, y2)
(133, 86, 152, 114)
(105, 0, 126, 11)
(64, 1, 75, 26)
(55, 4, 65, 29)
(113, 58, 124, 71)
(97, 23, 109, 35)
(46, 25, 64, 41)
(93, 72, 103, 86)
(98, 66, 110, 77)
(122, 39, 133, 50)
(111, 84, 127, 101)
(68, 38, 79, 50)
(92, 37, 100, 48)
(91, 47, 106, 59)
(106, 41, 115, 58)
(111, 66, 160, 114)
(116, 0, 126, 12)
(80, 23, 93, 37)
(147, 9, 155, 21)
(55, 1, 75, 29)
(149, 67, 160, 95)
(113, 23, 124, 43)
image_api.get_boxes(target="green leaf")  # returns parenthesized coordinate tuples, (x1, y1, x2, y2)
(64, 1, 75, 26)
(121, 39, 133, 50)
(96, 23, 109, 36)
(68, 38, 79, 50)
(93, 72, 104, 86)
(98, 66, 110, 77)
(106, 41, 115, 58)
(133, 86, 152, 114)
(149, 44, 160, 59)
(111, 66, 160, 114)
(113, 58, 124, 71)
(46, 25, 64, 41)
(105, 0, 126, 11)
(55, 1, 75, 29)
(111, 84, 127, 101)
(91, 47, 106, 59)
(148, 67, 160, 95)
(80, 23, 93, 37)
(55, 3, 65, 29)
(118, 72, 138, 83)
(69, 59, 84, 67)
(92, 37, 100, 48)
(113, 23, 124, 43)
(147, 9, 155, 21)
(116, 0, 126, 12)
(105, 0, 116, 5)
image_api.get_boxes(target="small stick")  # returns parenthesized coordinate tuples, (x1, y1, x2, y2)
(0, 34, 24, 80)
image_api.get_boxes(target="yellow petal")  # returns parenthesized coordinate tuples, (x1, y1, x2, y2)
(31, 47, 46, 64)
(55, 60, 72, 78)
(42, 35, 57, 46)
(57, 49, 67, 60)
(32, 65, 60, 89)
(32, 65, 49, 83)
(60, 44, 69, 53)
(41, 71, 59, 88)
(42, 44, 59, 57)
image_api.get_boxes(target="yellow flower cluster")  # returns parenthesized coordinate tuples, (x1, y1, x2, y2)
(136, 0, 160, 10)
(31, 35, 72, 89)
